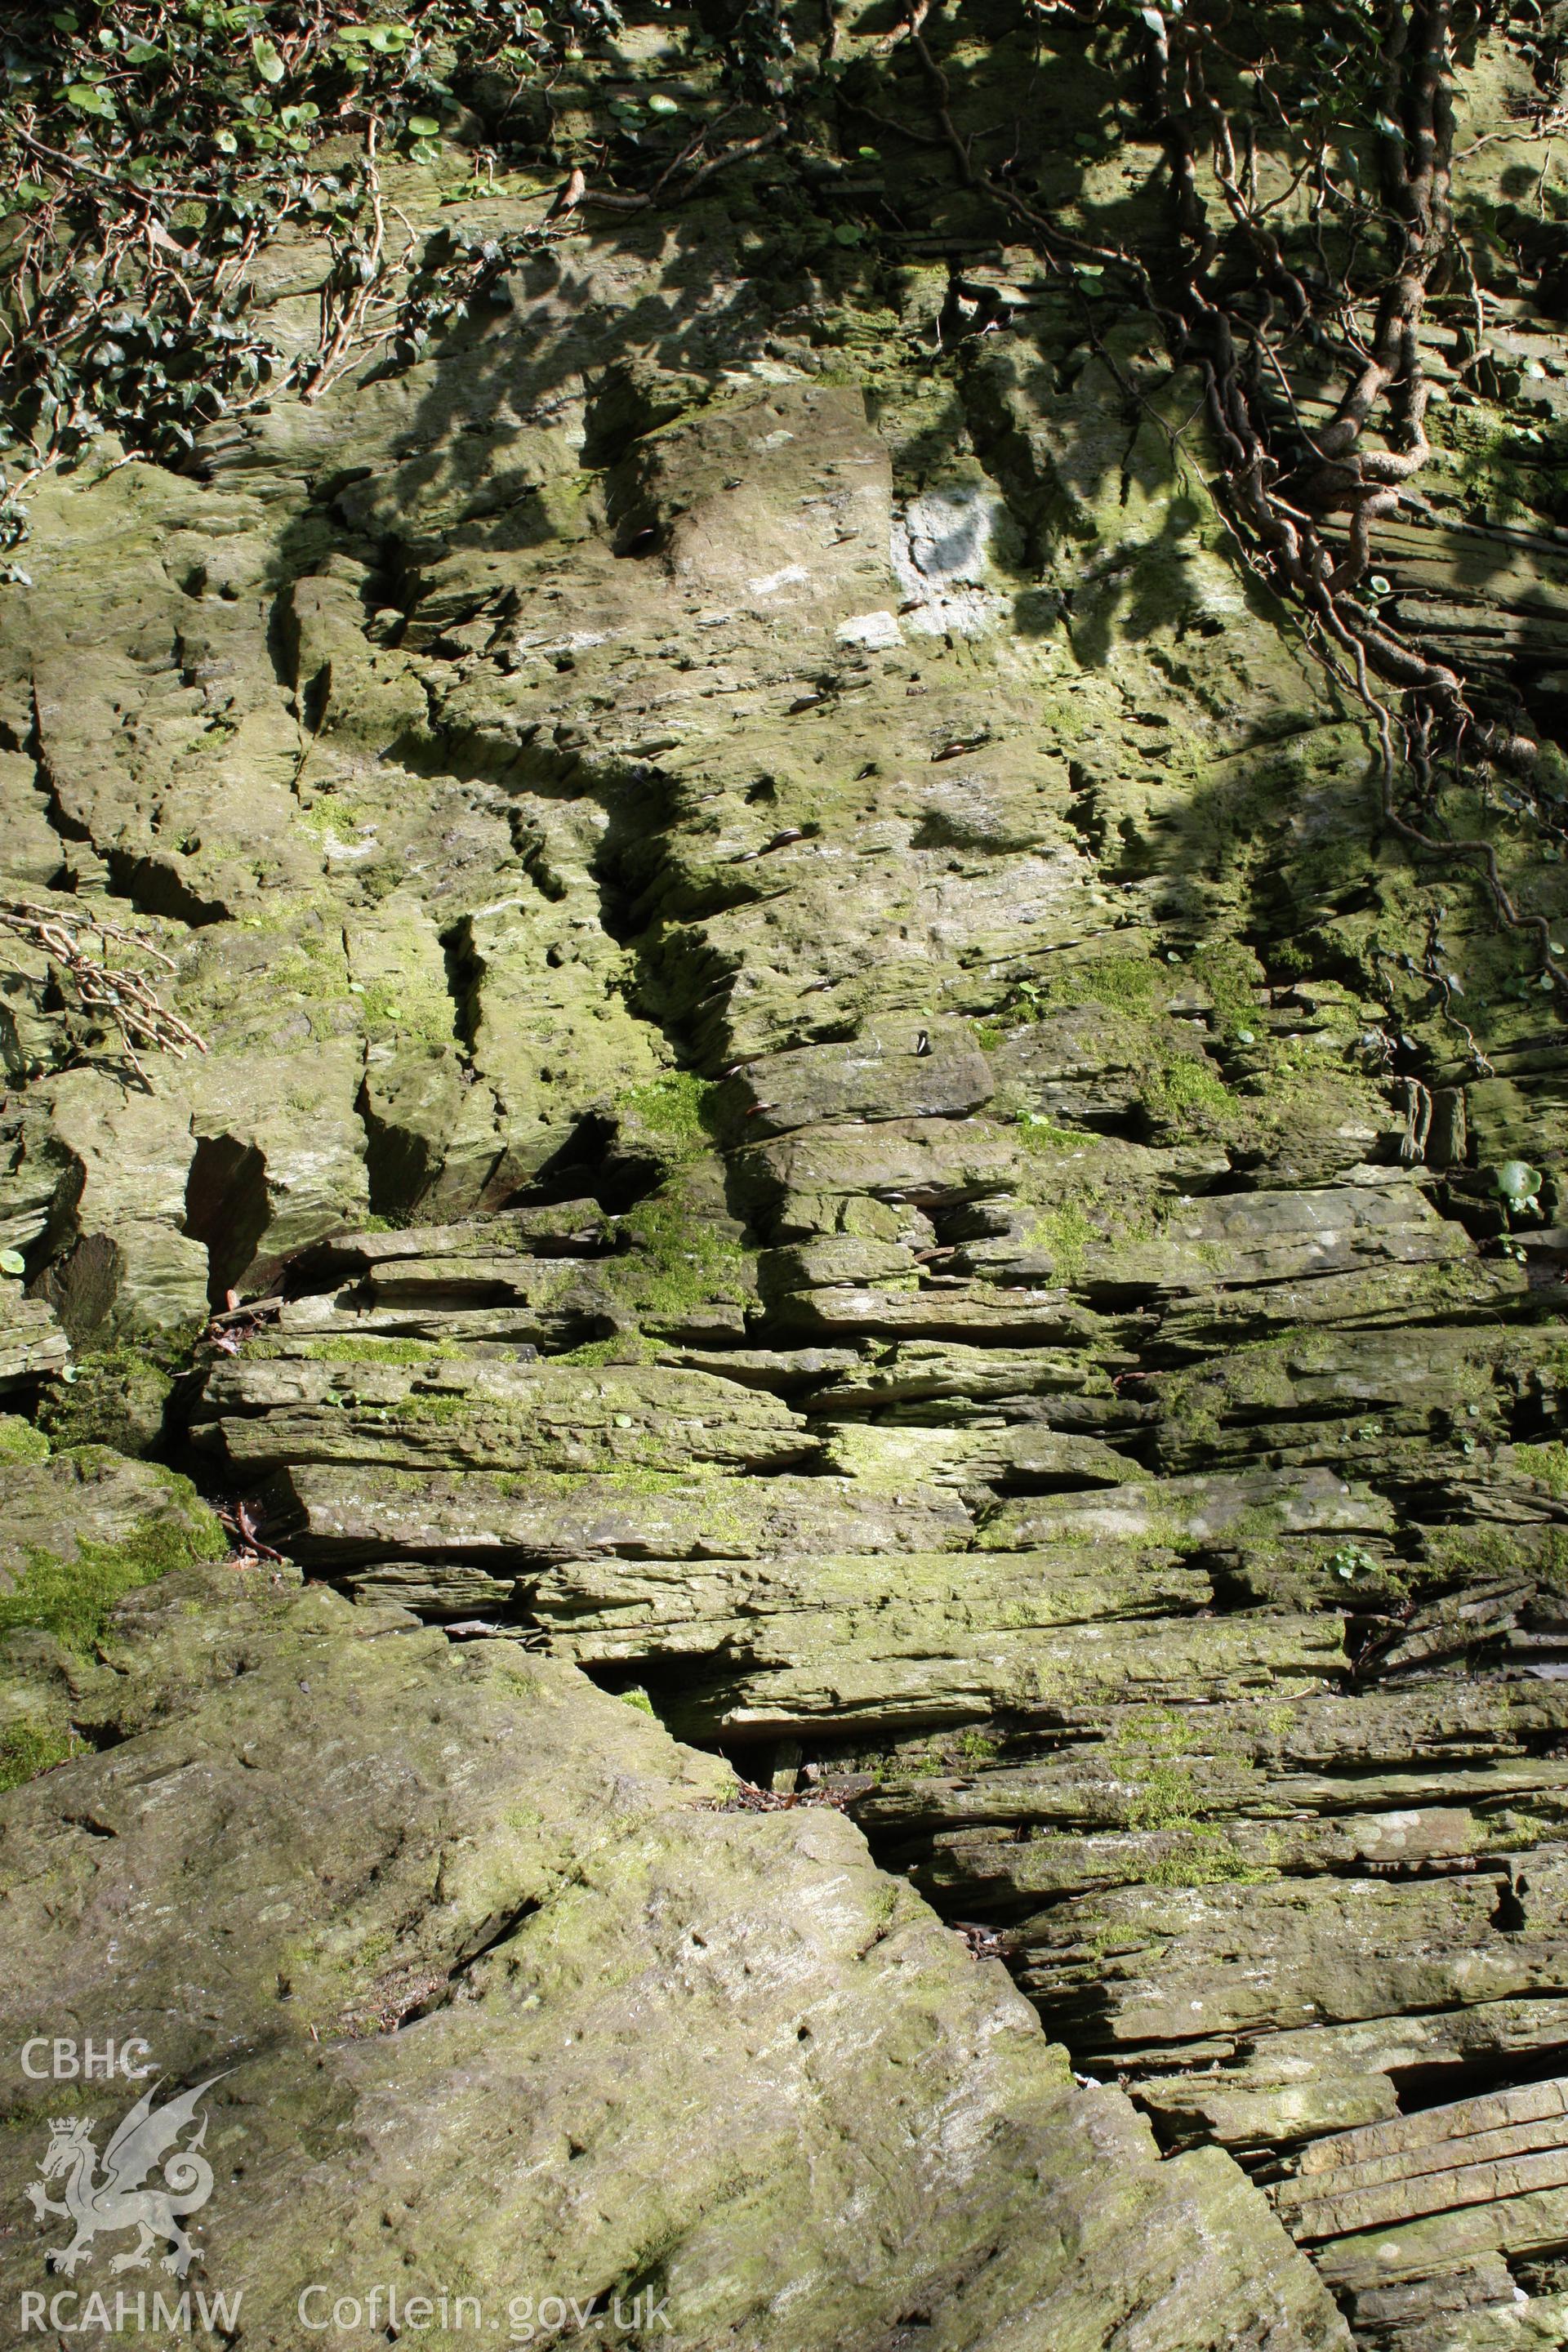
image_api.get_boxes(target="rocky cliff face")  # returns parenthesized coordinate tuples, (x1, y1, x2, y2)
(2, 5, 1568, 2345)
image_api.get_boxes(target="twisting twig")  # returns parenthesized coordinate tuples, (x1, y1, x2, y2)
(567, 115, 788, 216)
(215, 1499, 285, 1565)
(0, 899, 207, 1084)
(908, 10, 1127, 278)
(9, 126, 185, 206)
(299, 123, 402, 403)
(1371, 924, 1494, 1078)
(1111, 0, 1565, 985)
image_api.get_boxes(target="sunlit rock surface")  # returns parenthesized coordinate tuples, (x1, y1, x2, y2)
(3, 6, 1568, 2342)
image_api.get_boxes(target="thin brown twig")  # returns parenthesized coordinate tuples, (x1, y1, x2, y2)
(572, 118, 790, 216)
(0, 898, 207, 1083)
(8, 125, 185, 205)
(301, 121, 394, 403)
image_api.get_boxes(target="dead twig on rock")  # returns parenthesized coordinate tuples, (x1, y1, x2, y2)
(708, 1777, 850, 1813)
(297, 124, 419, 403)
(565, 115, 788, 220)
(216, 1498, 286, 1566)
(0, 898, 207, 1085)
(203, 1297, 282, 1355)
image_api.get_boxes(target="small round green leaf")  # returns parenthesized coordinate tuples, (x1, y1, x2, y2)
(1495, 1160, 1544, 1202)
(64, 82, 118, 118)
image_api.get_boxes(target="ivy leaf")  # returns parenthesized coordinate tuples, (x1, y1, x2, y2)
(252, 35, 285, 84)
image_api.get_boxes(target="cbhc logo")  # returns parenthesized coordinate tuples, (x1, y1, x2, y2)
(20, 2038, 154, 2080)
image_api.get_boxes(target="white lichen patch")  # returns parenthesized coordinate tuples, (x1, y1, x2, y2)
(892, 487, 1009, 637)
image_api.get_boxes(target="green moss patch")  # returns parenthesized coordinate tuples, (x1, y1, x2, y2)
(1139, 1051, 1236, 1137)
(0, 1718, 78, 1793)
(1514, 1442, 1568, 1501)
(555, 1334, 658, 1367)
(1048, 954, 1163, 1017)
(0, 1415, 49, 1466)
(1422, 1524, 1568, 1584)
(612, 1183, 754, 1318)
(1012, 1112, 1085, 1154)
(0, 1506, 227, 1655)
(1187, 942, 1266, 1038)
(1142, 1828, 1272, 1889)
(621, 1071, 718, 1148)
(37, 1343, 186, 1458)
(252, 1335, 465, 1365)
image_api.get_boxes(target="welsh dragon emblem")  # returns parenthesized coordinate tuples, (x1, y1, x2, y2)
(25, 2075, 224, 2278)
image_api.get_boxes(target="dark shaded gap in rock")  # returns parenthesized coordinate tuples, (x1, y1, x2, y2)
(185, 1134, 271, 1307)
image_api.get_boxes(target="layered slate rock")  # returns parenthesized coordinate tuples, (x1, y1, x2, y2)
(141, 216, 1568, 2336)
(1276, 2083, 1568, 2350)
(184, 1011, 1568, 2350)
(4, 11, 1568, 2341)
(0, 1568, 1345, 2352)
